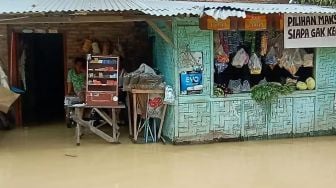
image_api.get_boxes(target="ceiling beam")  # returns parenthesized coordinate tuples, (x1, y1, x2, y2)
(146, 19, 175, 48)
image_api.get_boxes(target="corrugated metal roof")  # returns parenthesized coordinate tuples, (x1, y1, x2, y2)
(0, 0, 335, 19)
(202, 2, 336, 14)
(0, 0, 152, 14)
(201, 2, 336, 19)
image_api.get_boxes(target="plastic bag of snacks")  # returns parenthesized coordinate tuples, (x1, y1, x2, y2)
(232, 49, 249, 68)
(228, 79, 242, 94)
(92, 42, 101, 55)
(164, 85, 175, 105)
(215, 62, 228, 73)
(303, 54, 314, 67)
(265, 47, 277, 65)
(82, 39, 92, 53)
(102, 41, 111, 55)
(248, 53, 262, 75)
(241, 80, 251, 92)
(293, 49, 303, 68)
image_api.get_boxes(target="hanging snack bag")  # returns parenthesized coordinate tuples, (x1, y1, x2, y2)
(241, 80, 251, 92)
(228, 79, 242, 94)
(92, 42, 101, 55)
(232, 48, 249, 68)
(260, 32, 268, 56)
(215, 62, 228, 73)
(82, 39, 92, 53)
(285, 57, 298, 76)
(265, 47, 277, 65)
(248, 53, 262, 75)
(102, 41, 111, 55)
(293, 49, 303, 68)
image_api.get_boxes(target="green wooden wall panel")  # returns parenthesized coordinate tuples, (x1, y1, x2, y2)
(211, 100, 242, 138)
(178, 102, 211, 137)
(315, 93, 336, 132)
(293, 97, 315, 134)
(268, 98, 293, 136)
(316, 48, 336, 90)
(176, 25, 212, 96)
(243, 100, 267, 138)
(152, 21, 175, 140)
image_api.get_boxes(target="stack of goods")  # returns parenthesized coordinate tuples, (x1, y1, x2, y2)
(123, 64, 164, 91)
(214, 30, 315, 95)
(81, 38, 124, 58)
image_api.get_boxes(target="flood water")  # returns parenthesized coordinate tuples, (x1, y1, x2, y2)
(1, 123, 336, 188)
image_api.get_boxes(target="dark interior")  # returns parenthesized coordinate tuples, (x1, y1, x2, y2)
(20, 34, 65, 124)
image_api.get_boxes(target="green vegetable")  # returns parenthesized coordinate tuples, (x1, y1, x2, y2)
(296, 81, 308, 90)
(251, 82, 294, 105)
(306, 77, 315, 90)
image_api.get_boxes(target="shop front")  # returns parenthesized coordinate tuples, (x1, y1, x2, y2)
(158, 10, 336, 144)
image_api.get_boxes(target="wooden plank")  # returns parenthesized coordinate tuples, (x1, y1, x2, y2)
(145, 19, 175, 48)
(132, 93, 138, 140)
(126, 92, 133, 136)
(131, 89, 164, 94)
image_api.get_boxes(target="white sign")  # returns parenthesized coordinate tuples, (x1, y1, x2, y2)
(284, 14, 336, 48)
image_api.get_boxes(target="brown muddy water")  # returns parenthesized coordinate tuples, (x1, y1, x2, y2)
(1, 123, 336, 188)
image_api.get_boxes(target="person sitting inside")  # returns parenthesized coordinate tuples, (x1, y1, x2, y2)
(67, 57, 86, 100)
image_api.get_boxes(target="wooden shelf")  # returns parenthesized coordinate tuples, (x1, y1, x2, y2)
(88, 84, 117, 86)
(86, 55, 119, 105)
(88, 70, 117, 72)
(131, 89, 164, 94)
(88, 77, 117, 80)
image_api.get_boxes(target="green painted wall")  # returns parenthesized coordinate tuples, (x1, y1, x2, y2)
(152, 21, 176, 140)
(155, 17, 336, 143)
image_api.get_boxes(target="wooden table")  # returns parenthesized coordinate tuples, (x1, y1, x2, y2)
(70, 104, 125, 145)
(130, 89, 167, 142)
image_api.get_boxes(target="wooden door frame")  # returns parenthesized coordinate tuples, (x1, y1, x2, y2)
(9, 31, 67, 127)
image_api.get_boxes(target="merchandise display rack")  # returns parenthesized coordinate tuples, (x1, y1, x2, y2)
(86, 54, 119, 106)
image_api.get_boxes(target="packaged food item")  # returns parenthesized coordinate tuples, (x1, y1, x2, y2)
(92, 42, 101, 55)
(303, 54, 314, 67)
(228, 79, 242, 94)
(232, 49, 249, 68)
(265, 47, 277, 65)
(248, 53, 262, 75)
(102, 41, 111, 55)
(164, 85, 175, 105)
(242, 80, 251, 92)
(260, 32, 268, 56)
(293, 49, 303, 68)
(82, 39, 92, 53)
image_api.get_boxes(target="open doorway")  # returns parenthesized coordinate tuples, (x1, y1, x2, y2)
(18, 34, 65, 125)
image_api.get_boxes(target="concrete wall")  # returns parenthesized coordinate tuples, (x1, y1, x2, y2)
(160, 18, 336, 144)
